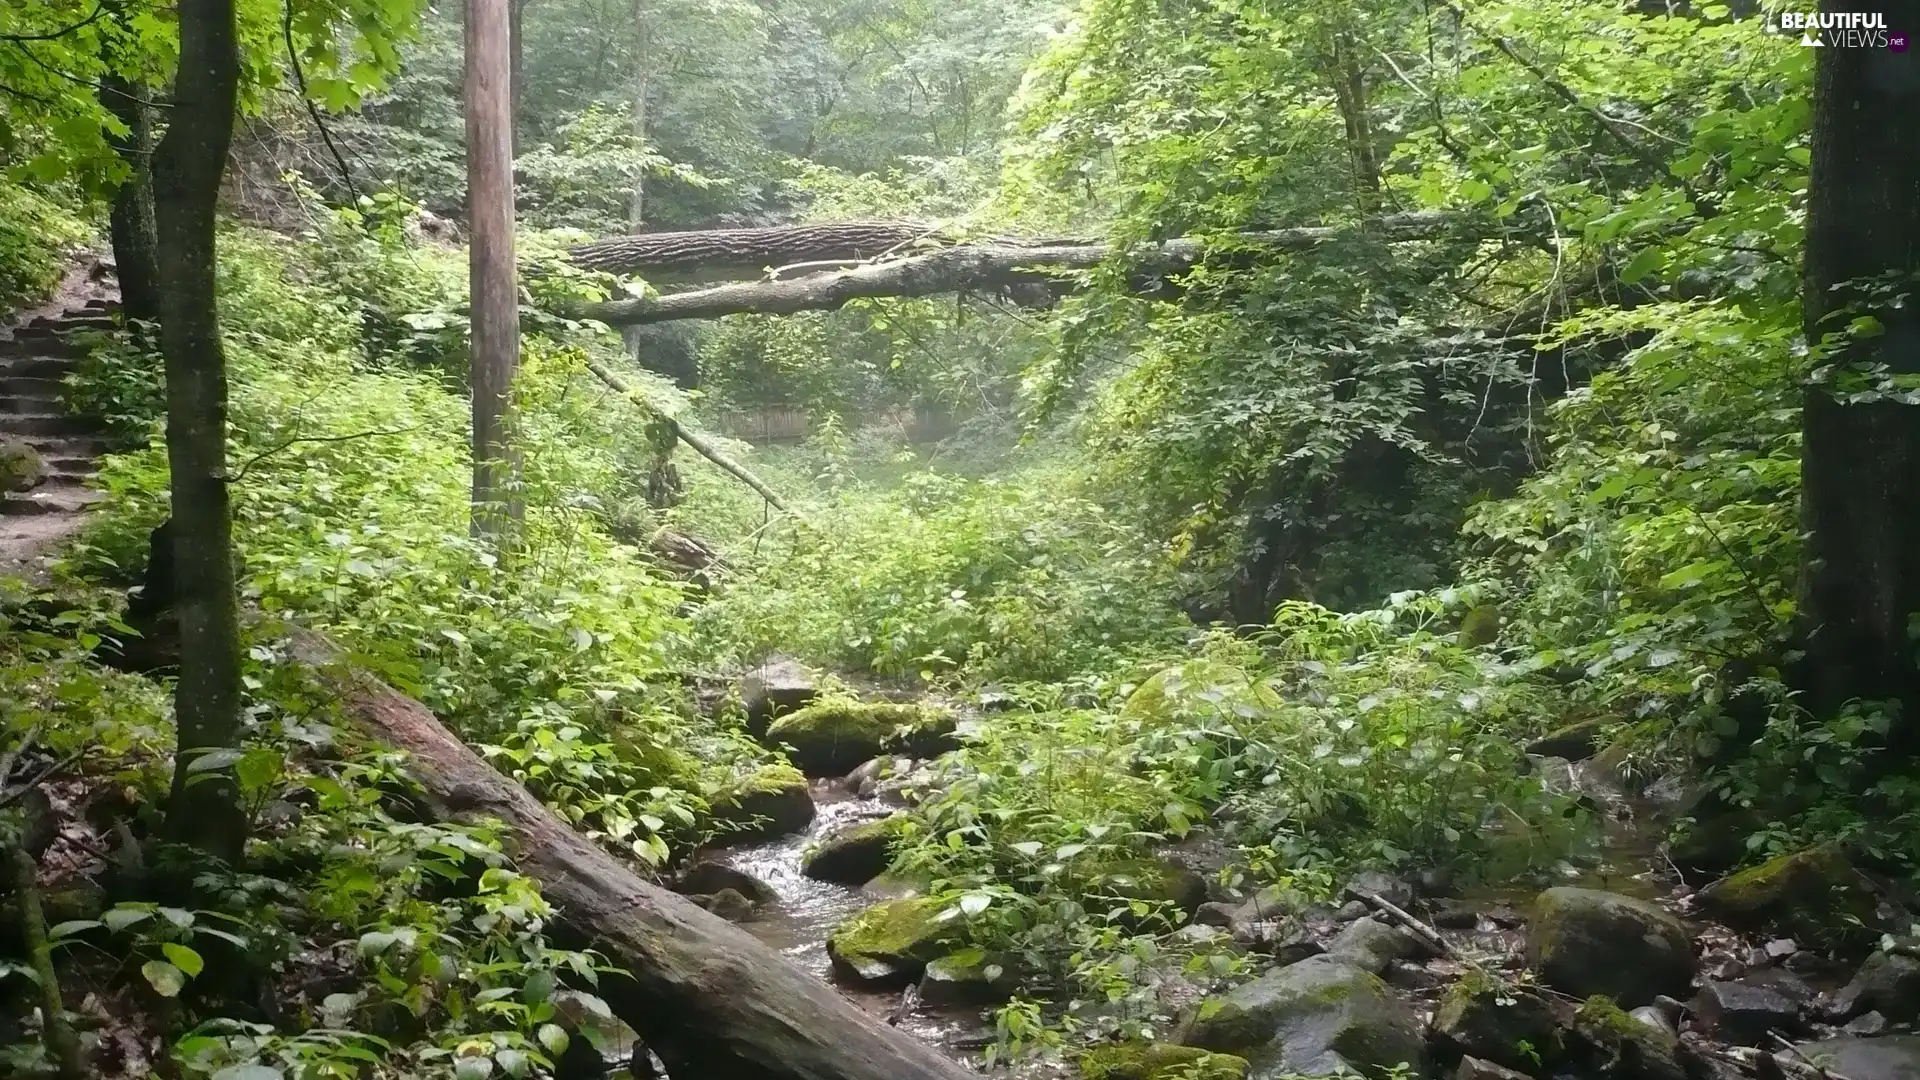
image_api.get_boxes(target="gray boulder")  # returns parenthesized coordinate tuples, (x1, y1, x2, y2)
(1691, 978, 1804, 1044)
(674, 862, 777, 905)
(739, 656, 815, 734)
(1569, 996, 1685, 1080)
(1453, 1059, 1531, 1080)
(1527, 887, 1694, 1006)
(1177, 955, 1426, 1078)
(1343, 869, 1413, 908)
(1326, 917, 1428, 976)
(1793, 1035, 1920, 1080)
(1830, 950, 1920, 1024)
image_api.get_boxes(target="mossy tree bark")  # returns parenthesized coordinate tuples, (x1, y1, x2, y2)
(1795, 3, 1920, 746)
(151, 0, 247, 862)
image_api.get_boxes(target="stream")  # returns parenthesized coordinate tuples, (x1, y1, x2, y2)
(710, 779, 995, 1056)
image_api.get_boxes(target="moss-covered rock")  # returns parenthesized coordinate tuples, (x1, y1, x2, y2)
(1525, 717, 1606, 761)
(1569, 996, 1685, 1080)
(764, 701, 958, 777)
(1119, 662, 1281, 726)
(692, 887, 758, 922)
(1431, 972, 1563, 1072)
(825, 897, 954, 987)
(1177, 955, 1426, 1077)
(1098, 858, 1209, 921)
(802, 815, 908, 886)
(707, 765, 815, 843)
(863, 867, 935, 899)
(1527, 887, 1694, 1007)
(1697, 843, 1880, 952)
(0, 438, 43, 493)
(1079, 1042, 1248, 1080)
(918, 948, 1019, 1005)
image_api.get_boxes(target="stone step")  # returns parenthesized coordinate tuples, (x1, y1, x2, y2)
(0, 376, 66, 399)
(0, 338, 86, 362)
(0, 394, 62, 414)
(26, 313, 117, 333)
(0, 480, 101, 516)
(0, 413, 104, 437)
(42, 456, 100, 476)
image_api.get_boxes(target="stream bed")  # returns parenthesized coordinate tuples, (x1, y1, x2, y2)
(710, 780, 995, 1056)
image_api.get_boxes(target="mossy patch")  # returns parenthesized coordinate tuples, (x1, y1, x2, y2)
(1432, 972, 1561, 1070)
(764, 700, 958, 776)
(1098, 858, 1209, 918)
(1572, 995, 1684, 1080)
(1119, 662, 1280, 726)
(826, 896, 955, 986)
(0, 438, 43, 493)
(1079, 1042, 1248, 1080)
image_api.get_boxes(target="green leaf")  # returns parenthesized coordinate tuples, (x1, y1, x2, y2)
(47, 920, 102, 939)
(103, 907, 153, 932)
(537, 1023, 570, 1056)
(142, 959, 186, 997)
(211, 1066, 285, 1080)
(162, 943, 204, 977)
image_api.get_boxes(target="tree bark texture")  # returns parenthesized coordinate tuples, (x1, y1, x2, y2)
(151, 0, 247, 863)
(286, 630, 973, 1080)
(467, 0, 522, 536)
(566, 214, 1451, 326)
(100, 75, 161, 327)
(1795, 0, 1920, 742)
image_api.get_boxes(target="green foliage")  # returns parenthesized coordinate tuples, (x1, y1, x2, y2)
(692, 456, 1189, 682)
(0, 180, 90, 309)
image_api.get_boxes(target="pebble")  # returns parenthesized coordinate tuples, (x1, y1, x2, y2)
(1845, 1010, 1890, 1036)
(1336, 900, 1370, 921)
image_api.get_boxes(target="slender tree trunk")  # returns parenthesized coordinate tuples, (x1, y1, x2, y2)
(1794, 1, 1920, 744)
(99, 75, 161, 327)
(152, 0, 246, 863)
(468, 0, 521, 536)
(1327, 33, 1380, 210)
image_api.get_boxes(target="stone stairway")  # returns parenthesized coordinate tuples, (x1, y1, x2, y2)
(0, 273, 119, 584)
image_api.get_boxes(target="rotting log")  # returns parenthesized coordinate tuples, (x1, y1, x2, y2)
(288, 629, 971, 1080)
(565, 213, 1458, 327)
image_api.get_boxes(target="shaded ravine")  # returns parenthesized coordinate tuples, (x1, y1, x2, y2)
(711, 781, 994, 1054)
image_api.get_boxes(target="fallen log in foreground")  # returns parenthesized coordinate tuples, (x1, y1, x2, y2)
(564, 212, 1457, 327)
(287, 630, 971, 1080)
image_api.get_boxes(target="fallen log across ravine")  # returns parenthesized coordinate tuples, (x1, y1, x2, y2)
(286, 629, 973, 1080)
(562, 212, 1462, 327)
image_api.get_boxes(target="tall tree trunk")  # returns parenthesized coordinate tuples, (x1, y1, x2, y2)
(1794, 2, 1920, 745)
(468, 0, 521, 537)
(509, 0, 527, 154)
(151, 0, 246, 863)
(99, 75, 161, 327)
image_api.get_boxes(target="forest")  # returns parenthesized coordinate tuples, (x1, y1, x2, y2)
(2, 0, 1919, 1078)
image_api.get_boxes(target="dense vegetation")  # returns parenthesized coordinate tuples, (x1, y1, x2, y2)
(4, 0, 1919, 1078)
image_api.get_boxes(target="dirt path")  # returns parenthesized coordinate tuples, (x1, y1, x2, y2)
(0, 261, 121, 586)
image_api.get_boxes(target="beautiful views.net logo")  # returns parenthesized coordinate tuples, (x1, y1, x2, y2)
(1768, 10, 1909, 50)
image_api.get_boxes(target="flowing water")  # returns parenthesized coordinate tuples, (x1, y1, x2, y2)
(711, 780, 995, 1055)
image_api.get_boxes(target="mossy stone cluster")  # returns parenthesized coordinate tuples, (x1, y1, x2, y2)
(707, 764, 815, 842)
(764, 701, 958, 776)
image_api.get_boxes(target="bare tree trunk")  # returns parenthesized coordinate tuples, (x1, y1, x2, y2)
(152, 0, 246, 863)
(99, 75, 161, 327)
(467, 0, 521, 537)
(1794, 1, 1920, 748)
